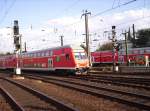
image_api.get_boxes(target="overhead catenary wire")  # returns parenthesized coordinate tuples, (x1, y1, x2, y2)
(91, 1, 150, 34)
(91, 0, 138, 18)
(91, 15, 150, 35)
(112, 0, 116, 8)
(0, 0, 16, 25)
(59, 0, 144, 46)
(63, 0, 81, 13)
(56, 0, 139, 30)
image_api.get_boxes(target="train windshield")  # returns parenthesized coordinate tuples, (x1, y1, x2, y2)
(74, 52, 87, 60)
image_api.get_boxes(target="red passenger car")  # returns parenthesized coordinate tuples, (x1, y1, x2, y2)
(91, 50, 118, 66)
(0, 45, 89, 75)
(91, 47, 150, 66)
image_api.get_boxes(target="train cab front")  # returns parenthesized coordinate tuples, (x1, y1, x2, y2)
(74, 52, 89, 75)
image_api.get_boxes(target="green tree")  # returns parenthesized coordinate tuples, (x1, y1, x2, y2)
(136, 28, 150, 47)
(96, 42, 113, 51)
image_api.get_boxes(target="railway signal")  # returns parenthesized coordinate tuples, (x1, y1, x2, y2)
(13, 20, 21, 51)
(13, 20, 22, 75)
(112, 26, 118, 72)
(115, 43, 121, 51)
(14, 35, 20, 50)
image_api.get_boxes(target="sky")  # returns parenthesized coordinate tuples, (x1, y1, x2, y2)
(0, 0, 150, 53)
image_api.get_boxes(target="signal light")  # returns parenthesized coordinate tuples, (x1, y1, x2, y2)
(13, 20, 19, 35)
(14, 36, 20, 50)
(14, 36, 19, 44)
(15, 44, 20, 50)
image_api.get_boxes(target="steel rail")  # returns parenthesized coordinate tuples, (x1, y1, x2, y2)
(24, 74, 150, 111)
(70, 76, 150, 90)
(1, 77, 79, 111)
(0, 85, 25, 111)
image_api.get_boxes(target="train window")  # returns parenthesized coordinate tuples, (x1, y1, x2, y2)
(41, 52, 43, 56)
(46, 51, 49, 56)
(128, 50, 132, 54)
(44, 52, 47, 56)
(74, 53, 80, 60)
(81, 53, 86, 59)
(56, 56, 60, 62)
(140, 50, 144, 54)
(37, 53, 39, 57)
(146, 49, 150, 53)
(39, 53, 41, 57)
(66, 54, 70, 60)
(34, 53, 36, 57)
(35, 53, 38, 57)
(49, 51, 53, 56)
(133, 50, 138, 54)
(74, 52, 87, 60)
(43, 52, 45, 56)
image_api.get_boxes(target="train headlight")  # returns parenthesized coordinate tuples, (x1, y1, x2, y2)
(76, 64, 79, 68)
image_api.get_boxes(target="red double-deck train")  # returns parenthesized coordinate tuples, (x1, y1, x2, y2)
(91, 47, 150, 66)
(0, 45, 89, 75)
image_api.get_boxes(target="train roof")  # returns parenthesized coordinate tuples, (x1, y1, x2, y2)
(23, 45, 84, 54)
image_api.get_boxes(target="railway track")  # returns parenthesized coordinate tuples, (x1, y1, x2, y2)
(0, 85, 23, 111)
(68, 75, 150, 90)
(0, 77, 79, 111)
(23, 71, 150, 90)
(23, 74, 150, 111)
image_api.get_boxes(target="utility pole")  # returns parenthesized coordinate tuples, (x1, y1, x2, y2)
(112, 26, 117, 72)
(60, 35, 64, 46)
(81, 10, 91, 66)
(132, 24, 136, 47)
(13, 20, 21, 75)
(24, 42, 27, 52)
(122, 30, 129, 66)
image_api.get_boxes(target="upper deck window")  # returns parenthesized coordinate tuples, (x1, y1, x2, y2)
(41, 52, 44, 57)
(49, 50, 53, 56)
(46, 51, 49, 56)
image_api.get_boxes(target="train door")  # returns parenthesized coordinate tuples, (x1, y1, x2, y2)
(48, 58, 53, 68)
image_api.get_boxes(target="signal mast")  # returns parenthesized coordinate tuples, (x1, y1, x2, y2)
(13, 20, 22, 75)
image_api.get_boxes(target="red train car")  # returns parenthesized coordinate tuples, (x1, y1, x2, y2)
(118, 47, 150, 66)
(91, 47, 150, 66)
(0, 45, 89, 74)
(91, 50, 118, 66)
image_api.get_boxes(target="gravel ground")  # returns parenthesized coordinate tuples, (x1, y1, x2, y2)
(14, 77, 142, 111)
